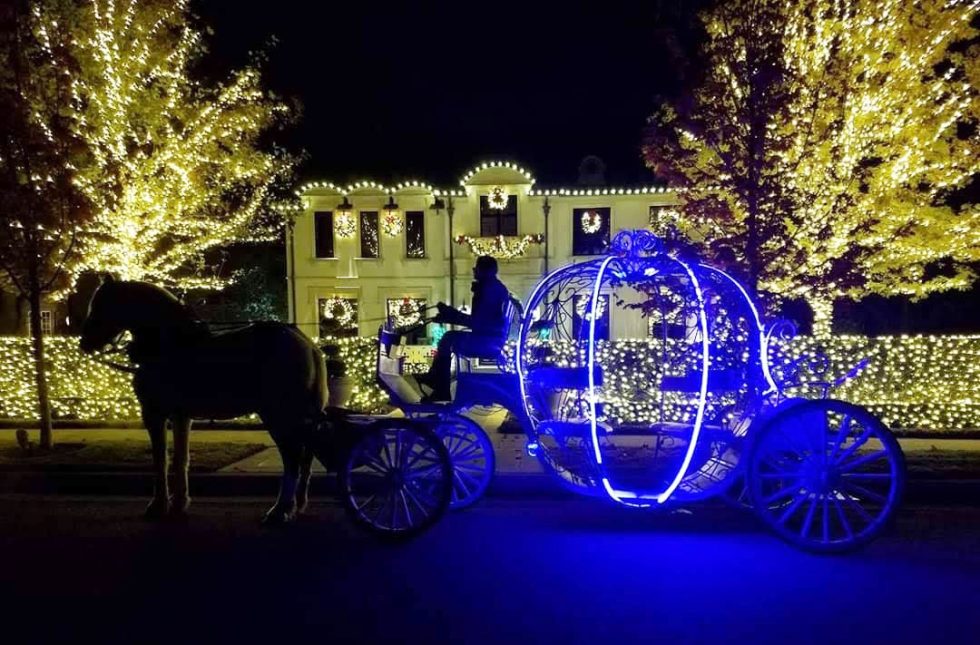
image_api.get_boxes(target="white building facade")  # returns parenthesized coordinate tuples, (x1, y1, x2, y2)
(289, 161, 678, 341)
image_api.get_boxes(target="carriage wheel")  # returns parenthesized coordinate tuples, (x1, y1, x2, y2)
(434, 415, 496, 510)
(747, 399, 905, 553)
(340, 419, 453, 538)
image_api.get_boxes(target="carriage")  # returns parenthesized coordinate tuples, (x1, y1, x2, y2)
(372, 229, 905, 551)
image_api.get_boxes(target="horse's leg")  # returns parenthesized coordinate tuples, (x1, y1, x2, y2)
(262, 418, 302, 525)
(144, 412, 171, 519)
(172, 416, 192, 515)
(295, 444, 315, 514)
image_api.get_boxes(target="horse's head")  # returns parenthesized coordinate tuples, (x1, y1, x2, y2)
(80, 276, 127, 354)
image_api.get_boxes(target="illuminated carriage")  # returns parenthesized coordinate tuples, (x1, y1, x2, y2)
(514, 229, 905, 552)
(373, 229, 904, 550)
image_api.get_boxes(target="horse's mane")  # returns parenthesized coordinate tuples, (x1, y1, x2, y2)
(96, 281, 210, 357)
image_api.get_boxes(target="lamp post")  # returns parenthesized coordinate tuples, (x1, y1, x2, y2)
(430, 195, 456, 308)
(336, 195, 353, 218)
(542, 196, 551, 276)
(286, 210, 298, 327)
(383, 194, 399, 219)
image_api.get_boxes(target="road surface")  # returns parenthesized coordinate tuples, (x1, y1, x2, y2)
(1, 495, 978, 644)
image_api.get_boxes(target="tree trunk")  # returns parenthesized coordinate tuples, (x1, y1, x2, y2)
(28, 289, 54, 450)
(808, 294, 835, 338)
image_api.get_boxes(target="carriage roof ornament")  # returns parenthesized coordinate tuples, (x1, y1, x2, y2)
(609, 229, 665, 258)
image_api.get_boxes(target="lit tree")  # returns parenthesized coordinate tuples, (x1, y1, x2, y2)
(34, 0, 295, 290)
(0, 0, 92, 448)
(644, 0, 980, 335)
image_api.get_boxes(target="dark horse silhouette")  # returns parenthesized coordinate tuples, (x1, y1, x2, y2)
(79, 277, 327, 523)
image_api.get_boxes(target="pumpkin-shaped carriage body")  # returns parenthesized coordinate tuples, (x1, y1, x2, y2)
(516, 230, 905, 552)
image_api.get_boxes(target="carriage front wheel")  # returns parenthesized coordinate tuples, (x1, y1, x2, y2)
(746, 399, 905, 554)
(340, 419, 453, 537)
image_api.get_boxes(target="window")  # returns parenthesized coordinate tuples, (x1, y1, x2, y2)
(40, 310, 53, 336)
(480, 195, 517, 236)
(649, 205, 681, 241)
(387, 297, 428, 344)
(359, 211, 379, 258)
(318, 296, 359, 337)
(572, 294, 610, 341)
(314, 211, 335, 259)
(406, 211, 425, 258)
(572, 207, 611, 256)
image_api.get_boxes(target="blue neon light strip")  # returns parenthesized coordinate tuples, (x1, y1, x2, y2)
(587, 257, 710, 506)
(697, 264, 778, 395)
(654, 258, 710, 503)
(587, 256, 617, 467)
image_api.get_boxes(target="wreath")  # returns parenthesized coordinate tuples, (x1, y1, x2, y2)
(580, 210, 603, 234)
(335, 213, 356, 239)
(321, 297, 356, 328)
(382, 212, 403, 237)
(487, 186, 508, 210)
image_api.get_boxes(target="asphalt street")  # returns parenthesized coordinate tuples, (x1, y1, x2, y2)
(1, 495, 978, 644)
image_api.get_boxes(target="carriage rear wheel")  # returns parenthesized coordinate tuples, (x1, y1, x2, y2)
(746, 399, 905, 554)
(340, 419, 453, 538)
(434, 414, 496, 510)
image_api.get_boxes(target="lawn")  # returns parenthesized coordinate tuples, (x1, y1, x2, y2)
(0, 439, 267, 472)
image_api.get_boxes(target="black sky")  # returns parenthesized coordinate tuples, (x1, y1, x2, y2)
(195, 0, 708, 187)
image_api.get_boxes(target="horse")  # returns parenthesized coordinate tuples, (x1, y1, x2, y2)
(79, 276, 327, 524)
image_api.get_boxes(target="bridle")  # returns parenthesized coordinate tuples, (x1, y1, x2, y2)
(89, 333, 139, 374)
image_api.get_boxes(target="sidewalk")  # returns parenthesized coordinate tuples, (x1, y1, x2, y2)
(2, 427, 979, 503)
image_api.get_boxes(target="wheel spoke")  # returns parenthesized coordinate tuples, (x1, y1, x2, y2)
(406, 481, 439, 508)
(759, 471, 803, 480)
(762, 482, 800, 505)
(381, 436, 395, 468)
(829, 414, 851, 460)
(831, 495, 853, 540)
(840, 479, 888, 504)
(405, 444, 436, 469)
(777, 491, 809, 525)
(834, 425, 873, 465)
(353, 492, 378, 512)
(839, 449, 889, 473)
(371, 493, 392, 526)
(403, 485, 432, 518)
(800, 498, 818, 538)
(838, 490, 873, 524)
(822, 498, 830, 543)
(841, 472, 891, 481)
(449, 441, 483, 461)
(356, 453, 390, 476)
(399, 490, 414, 527)
(453, 470, 472, 498)
(455, 466, 482, 488)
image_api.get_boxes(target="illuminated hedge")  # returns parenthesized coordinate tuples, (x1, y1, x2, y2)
(1, 334, 977, 430)
(0, 336, 390, 420)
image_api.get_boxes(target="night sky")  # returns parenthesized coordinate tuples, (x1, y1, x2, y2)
(196, 0, 709, 187)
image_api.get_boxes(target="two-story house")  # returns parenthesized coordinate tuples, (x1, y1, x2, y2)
(289, 160, 678, 341)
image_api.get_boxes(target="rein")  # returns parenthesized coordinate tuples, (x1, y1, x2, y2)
(90, 340, 139, 374)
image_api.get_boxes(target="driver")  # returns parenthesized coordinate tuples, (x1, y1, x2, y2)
(417, 255, 511, 402)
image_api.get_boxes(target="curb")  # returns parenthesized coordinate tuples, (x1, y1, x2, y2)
(0, 470, 977, 504)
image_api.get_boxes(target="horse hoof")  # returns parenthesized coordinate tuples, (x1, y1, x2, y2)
(261, 507, 296, 526)
(296, 497, 309, 515)
(144, 498, 172, 520)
